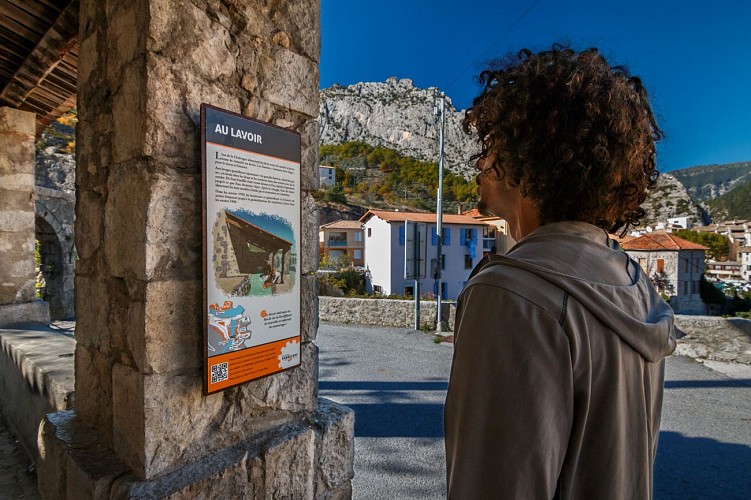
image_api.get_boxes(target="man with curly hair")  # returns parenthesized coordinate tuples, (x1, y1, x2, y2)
(445, 46, 676, 499)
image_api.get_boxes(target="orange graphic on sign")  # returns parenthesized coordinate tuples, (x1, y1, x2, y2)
(206, 337, 300, 393)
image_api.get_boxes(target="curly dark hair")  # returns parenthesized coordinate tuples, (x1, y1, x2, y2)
(463, 45, 663, 234)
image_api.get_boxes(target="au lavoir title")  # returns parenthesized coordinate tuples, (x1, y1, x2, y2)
(213, 124, 263, 144)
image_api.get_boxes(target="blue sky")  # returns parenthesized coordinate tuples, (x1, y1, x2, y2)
(320, 0, 751, 172)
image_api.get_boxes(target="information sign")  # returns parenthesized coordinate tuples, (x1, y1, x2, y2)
(404, 221, 427, 280)
(201, 104, 301, 395)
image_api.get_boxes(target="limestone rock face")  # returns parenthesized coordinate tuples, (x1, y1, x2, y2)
(319, 78, 479, 178)
(641, 173, 706, 226)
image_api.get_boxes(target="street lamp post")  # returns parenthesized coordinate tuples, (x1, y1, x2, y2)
(435, 92, 446, 332)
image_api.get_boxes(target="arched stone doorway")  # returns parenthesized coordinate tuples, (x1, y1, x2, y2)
(34, 200, 75, 320)
(34, 186, 76, 320)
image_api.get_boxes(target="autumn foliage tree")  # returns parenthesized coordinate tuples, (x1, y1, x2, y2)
(674, 230, 730, 261)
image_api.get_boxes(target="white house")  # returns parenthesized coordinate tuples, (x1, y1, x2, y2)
(621, 232, 708, 314)
(741, 247, 751, 282)
(319, 165, 336, 187)
(360, 209, 486, 300)
(667, 217, 692, 230)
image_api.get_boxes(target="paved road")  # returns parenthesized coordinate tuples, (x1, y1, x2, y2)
(317, 322, 751, 500)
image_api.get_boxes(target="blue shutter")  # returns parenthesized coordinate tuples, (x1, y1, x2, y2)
(443, 228, 451, 246)
(431, 227, 437, 246)
(399, 225, 405, 245)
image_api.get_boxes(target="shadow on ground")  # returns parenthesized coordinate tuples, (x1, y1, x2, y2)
(655, 431, 751, 499)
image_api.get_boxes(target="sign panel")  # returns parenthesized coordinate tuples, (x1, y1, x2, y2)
(201, 104, 301, 395)
(404, 221, 427, 280)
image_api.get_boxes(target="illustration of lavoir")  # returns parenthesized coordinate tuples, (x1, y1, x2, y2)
(213, 209, 296, 297)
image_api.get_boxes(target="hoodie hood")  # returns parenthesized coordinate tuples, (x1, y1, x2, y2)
(483, 221, 676, 362)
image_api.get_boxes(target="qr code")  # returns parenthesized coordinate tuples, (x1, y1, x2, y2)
(211, 362, 228, 384)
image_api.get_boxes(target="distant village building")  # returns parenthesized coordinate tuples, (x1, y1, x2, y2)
(621, 232, 707, 314)
(461, 208, 514, 255)
(319, 220, 365, 267)
(360, 210, 485, 300)
(740, 247, 751, 282)
(319, 165, 336, 187)
(667, 217, 692, 230)
(705, 260, 743, 282)
(695, 220, 750, 261)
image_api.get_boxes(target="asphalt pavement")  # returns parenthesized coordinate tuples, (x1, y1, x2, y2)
(317, 322, 751, 500)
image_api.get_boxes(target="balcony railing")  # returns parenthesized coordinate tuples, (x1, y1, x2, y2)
(328, 239, 347, 247)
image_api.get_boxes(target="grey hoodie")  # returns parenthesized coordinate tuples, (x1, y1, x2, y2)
(445, 221, 676, 499)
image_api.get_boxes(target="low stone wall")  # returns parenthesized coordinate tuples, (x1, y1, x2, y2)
(674, 315, 751, 365)
(320, 298, 751, 366)
(319, 296, 457, 330)
(0, 324, 75, 463)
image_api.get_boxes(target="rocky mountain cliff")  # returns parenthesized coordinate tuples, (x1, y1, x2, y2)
(641, 173, 706, 226)
(35, 116, 76, 193)
(319, 78, 478, 178)
(318, 78, 751, 226)
(671, 161, 751, 203)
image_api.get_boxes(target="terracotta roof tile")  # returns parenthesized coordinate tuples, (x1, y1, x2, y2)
(461, 208, 482, 218)
(320, 220, 362, 230)
(621, 232, 708, 251)
(360, 209, 485, 225)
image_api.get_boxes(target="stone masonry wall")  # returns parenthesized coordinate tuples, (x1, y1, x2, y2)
(0, 108, 37, 306)
(674, 315, 751, 365)
(320, 296, 457, 330)
(41, 1, 355, 497)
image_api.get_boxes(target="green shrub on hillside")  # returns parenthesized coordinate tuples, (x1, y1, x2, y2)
(320, 142, 477, 211)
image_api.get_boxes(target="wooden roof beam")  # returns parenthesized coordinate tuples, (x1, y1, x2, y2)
(0, 0, 78, 108)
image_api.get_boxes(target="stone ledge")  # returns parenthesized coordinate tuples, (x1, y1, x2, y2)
(0, 323, 75, 463)
(39, 399, 354, 499)
(0, 301, 50, 327)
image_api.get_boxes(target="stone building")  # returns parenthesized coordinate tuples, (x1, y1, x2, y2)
(0, 1, 354, 498)
(622, 232, 708, 314)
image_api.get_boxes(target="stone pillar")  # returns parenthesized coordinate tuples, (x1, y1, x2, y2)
(38, 1, 354, 498)
(0, 107, 50, 326)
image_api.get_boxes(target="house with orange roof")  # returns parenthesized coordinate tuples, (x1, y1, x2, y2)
(621, 232, 708, 314)
(359, 210, 486, 300)
(462, 208, 513, 255)
(319, 220, 365, 267)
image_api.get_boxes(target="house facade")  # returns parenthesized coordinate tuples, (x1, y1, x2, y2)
(360, 210, 485, 300)
(741, 247, 751, 282)
(319, 220, 365, 267)
(319, 165, 336, 187)
(705, 260, 743, 282)
(622, 232, 708, 314)
(462, 208, 514, 255)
